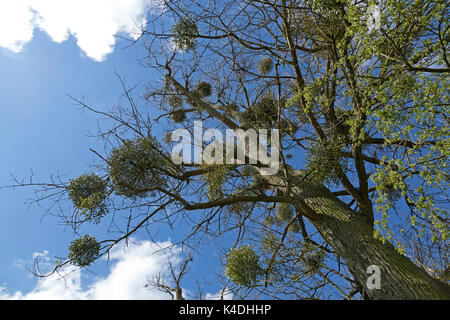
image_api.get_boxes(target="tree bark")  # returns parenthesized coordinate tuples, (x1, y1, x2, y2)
(273, 174, 450, 299)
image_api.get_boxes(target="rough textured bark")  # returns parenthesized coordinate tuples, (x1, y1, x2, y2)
(272, 174, 450, 300)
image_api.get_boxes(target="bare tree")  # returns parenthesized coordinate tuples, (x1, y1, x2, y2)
(146, 254, 193, 300)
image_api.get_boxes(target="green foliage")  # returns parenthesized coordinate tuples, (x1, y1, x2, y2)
(241, 165, 256, 177)
(163, 132, 173, 145)
(285, 86, 313, 125)
(225, 102, 239, 113)
(225, 246, 261, 287)
(264, 203, 300, 233)
(374, 171, 403, 204)
(185, 90, 200, 108)
(228, 189, 253, 216)
(261, 232, 278, 253)
(302, 248, 325, 275)
(288, 222, 300, 233)
(68, 235, 100, 267)
(168, 95, 183, 108)
(290, 242, 326, 276)
(277, 203, 293, 221)
(252, 173, 271, 193)
(305, 137, 347, 185)
(368, 46, 450, 245)
(195, 81, 212, 98)
(201, 163, 229, 200)
(289, 80, 299, 95)
(170, 109, 186, 123)
(258, 57, 273, 75)
(109, 137, 166, 198)
(254, 94, 278, 121)
(242, 93, 280, 128)
(330, 108, 352, 136)
(308, 0, 342, 11)
(172, 18, 198, 51)
(264, 215, 278, 227)
(295, 108, 310, 125)
(67, 173, 108, 224)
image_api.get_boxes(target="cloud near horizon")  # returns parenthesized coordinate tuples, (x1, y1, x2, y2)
(0, 0, 158, 61)
(0, 239, 185, 300)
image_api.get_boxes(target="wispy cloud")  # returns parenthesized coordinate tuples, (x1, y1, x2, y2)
(0, 0, 159, 61)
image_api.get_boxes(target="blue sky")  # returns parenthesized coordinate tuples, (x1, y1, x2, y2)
(0, 1, 228, 300)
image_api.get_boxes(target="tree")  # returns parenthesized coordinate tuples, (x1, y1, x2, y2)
(6, 0, 449, 299)
(145, 254, 193, 300)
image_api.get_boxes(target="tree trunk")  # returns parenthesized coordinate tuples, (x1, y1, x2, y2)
(275, 174, 450, 299)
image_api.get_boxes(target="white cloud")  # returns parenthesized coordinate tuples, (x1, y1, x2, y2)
(205, 289, 234, 300)
(0, 239, 183, 300)
(89, 239, 181, 299)
(0, 0, 158, 61)
(0, 0, 34, 53)
(0, 238, 231, 300)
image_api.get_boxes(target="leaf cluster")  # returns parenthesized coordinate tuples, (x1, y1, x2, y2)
(67, 173, 108, 224)
(225, 246, 262, 288)
(68, 235, 100, 267)
(109, 137, 166, 198)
